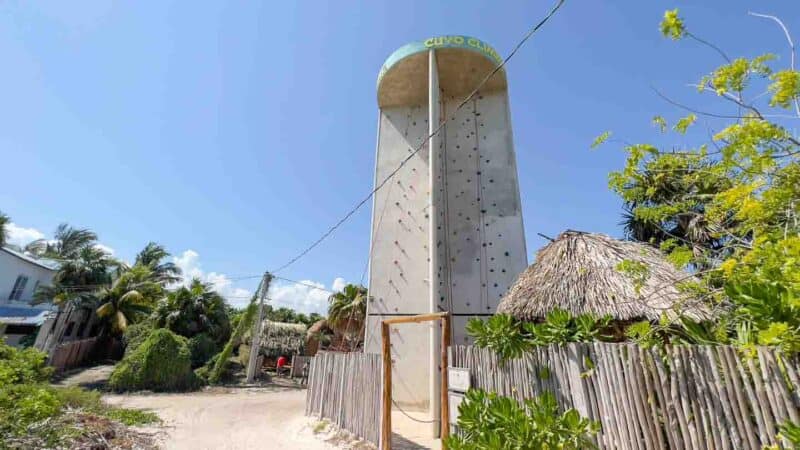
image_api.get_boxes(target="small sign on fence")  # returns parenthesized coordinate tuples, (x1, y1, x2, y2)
(448, 392, 464, 426)
(448, 367, 470, 392)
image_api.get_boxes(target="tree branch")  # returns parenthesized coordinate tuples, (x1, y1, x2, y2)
(749, 11, 800, 117)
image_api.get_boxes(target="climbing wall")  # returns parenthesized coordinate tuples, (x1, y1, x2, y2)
(364, 103, 434, 409)
(440, 90, 528, 344)
(366, 42, 529, 411)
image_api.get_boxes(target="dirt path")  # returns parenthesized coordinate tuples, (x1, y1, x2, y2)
(104, 386, 339, 450)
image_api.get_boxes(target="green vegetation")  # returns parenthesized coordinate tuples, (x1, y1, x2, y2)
(0, 341, 157, 448)
(467, 310, 611, 362)
(109, 328, 199, 392)
(188, 333, 218, 367)
(592, 8, 800, 354)
(208, 296, 258, 384)
(445, 389, 599, 450)
(154, 279, 231, 349)
(327, 283, 367, 349)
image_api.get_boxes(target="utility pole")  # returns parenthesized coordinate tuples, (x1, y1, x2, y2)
(246, 272, 272, 383)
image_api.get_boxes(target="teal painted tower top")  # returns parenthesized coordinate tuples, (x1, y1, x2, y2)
(377, 35, 503, 86)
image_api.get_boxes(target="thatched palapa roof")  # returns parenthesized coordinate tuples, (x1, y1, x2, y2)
(256, 320, 307, 357)
(497, 231, 710, 321)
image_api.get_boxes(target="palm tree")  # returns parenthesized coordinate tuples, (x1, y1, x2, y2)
(31, 225, 118, 306)
(134, 242, 182, 286)
(0, 211, 9, 247)
(153, 279, 230, 343)
(327, 284, 368, 348)
(94, 265, 161, 333)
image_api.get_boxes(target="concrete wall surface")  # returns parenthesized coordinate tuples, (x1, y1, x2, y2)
(366, 40, 528, 413)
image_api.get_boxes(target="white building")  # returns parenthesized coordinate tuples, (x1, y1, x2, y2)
(0, 246, 59, 346)
(365, 35, 528, 429)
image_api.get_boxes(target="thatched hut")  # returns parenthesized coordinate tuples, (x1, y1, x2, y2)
(304, 319, 351, 355)
(239, 320, 307, 366)
(497, 230, 709, 322)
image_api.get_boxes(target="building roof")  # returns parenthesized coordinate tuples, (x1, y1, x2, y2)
(0, 246, 59, 271)
(497, 230, 710, 322)
(0, 305, 55, 326)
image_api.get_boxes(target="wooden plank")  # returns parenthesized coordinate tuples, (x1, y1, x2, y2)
(441, 314, 451, 446)
(381, 323, 392, 450)
(723, 346, 761, 448)
(645, 349, 681, 450)
(382, 312, 448, 325)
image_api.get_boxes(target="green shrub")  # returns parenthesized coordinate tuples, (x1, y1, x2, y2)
(466, 314, 532, 362)
(52, 386, 102, 410)
(467, 311, 612, 362)
(188, 333, 218, 368)
(102, 407, 160, 426)
(122, 321, 155, 356)
(0, 341, 52, 385)
(446, 389, 599, 450)
(109, 329, 198, 392)
(0, 383, 62, 439)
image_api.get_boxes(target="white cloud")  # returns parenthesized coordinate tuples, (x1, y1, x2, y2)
(269, 278, 341, 316)
(6, 223, 45, 247)
(171, 249, 347, 314)
(172, 249, 254, 307)
(94, 243, 115, 255)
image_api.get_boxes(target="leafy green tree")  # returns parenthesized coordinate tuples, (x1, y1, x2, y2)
(94, 265, 161, 334)
(30, 224, 119, 307)
(596, 9, 800, 352)
(327, 283, 367, 346)
(153, 279, 231, 345)
(134, 242, 182, 286)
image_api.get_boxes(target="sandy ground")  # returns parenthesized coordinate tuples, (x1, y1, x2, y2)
(59, 365, 438, 449)
(104, 386, 340, 450)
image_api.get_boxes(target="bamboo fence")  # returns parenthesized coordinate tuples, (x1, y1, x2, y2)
(451, 343, 800, 449)
(305, 351, 382, 444)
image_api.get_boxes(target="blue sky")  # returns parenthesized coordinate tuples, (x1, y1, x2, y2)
(2, 1, 798, 312)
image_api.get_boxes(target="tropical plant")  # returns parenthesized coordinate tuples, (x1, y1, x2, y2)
(0, 340, 157, 446)
(446, 389, 599, 450)
(595, 8, 800, 353)
(153, 278, 231, 345)
(108, 328, 199, 392)
(466, 314, 531, 361)
(94, 265, 161, 334)
(327, 284, 367, 344)
(134, 242, 182, 285)
(467, 311, 612, 362)
(30, 224, 118, 307)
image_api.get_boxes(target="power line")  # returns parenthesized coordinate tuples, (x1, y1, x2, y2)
(272, 275, 335, 294)
(269, 0, 567, 275)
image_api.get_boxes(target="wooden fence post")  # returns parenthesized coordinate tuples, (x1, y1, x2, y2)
(441, 314, 451, 447)
(381, 322, 392, 450)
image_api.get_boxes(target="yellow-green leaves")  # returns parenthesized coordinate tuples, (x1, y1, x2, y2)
(652, 116, 667, 132)
(660, 9, 685, 40)
(673, 113, 696, 134)
(590, 131, 611, 149)
(702, 54, 776, 96)
(768, 70, 800, 108)
(616, 259, 650, 294)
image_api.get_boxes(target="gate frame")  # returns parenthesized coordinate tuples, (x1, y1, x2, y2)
(380, 312, 452, 450)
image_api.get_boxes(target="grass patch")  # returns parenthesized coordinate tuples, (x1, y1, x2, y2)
(312, 420, 329, 434)
(102, 407, 160, 426)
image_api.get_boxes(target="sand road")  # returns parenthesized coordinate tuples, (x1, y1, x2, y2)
(104, 386, 337, 450)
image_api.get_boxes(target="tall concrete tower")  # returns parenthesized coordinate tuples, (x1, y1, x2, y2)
(365, 35, 528, 420)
